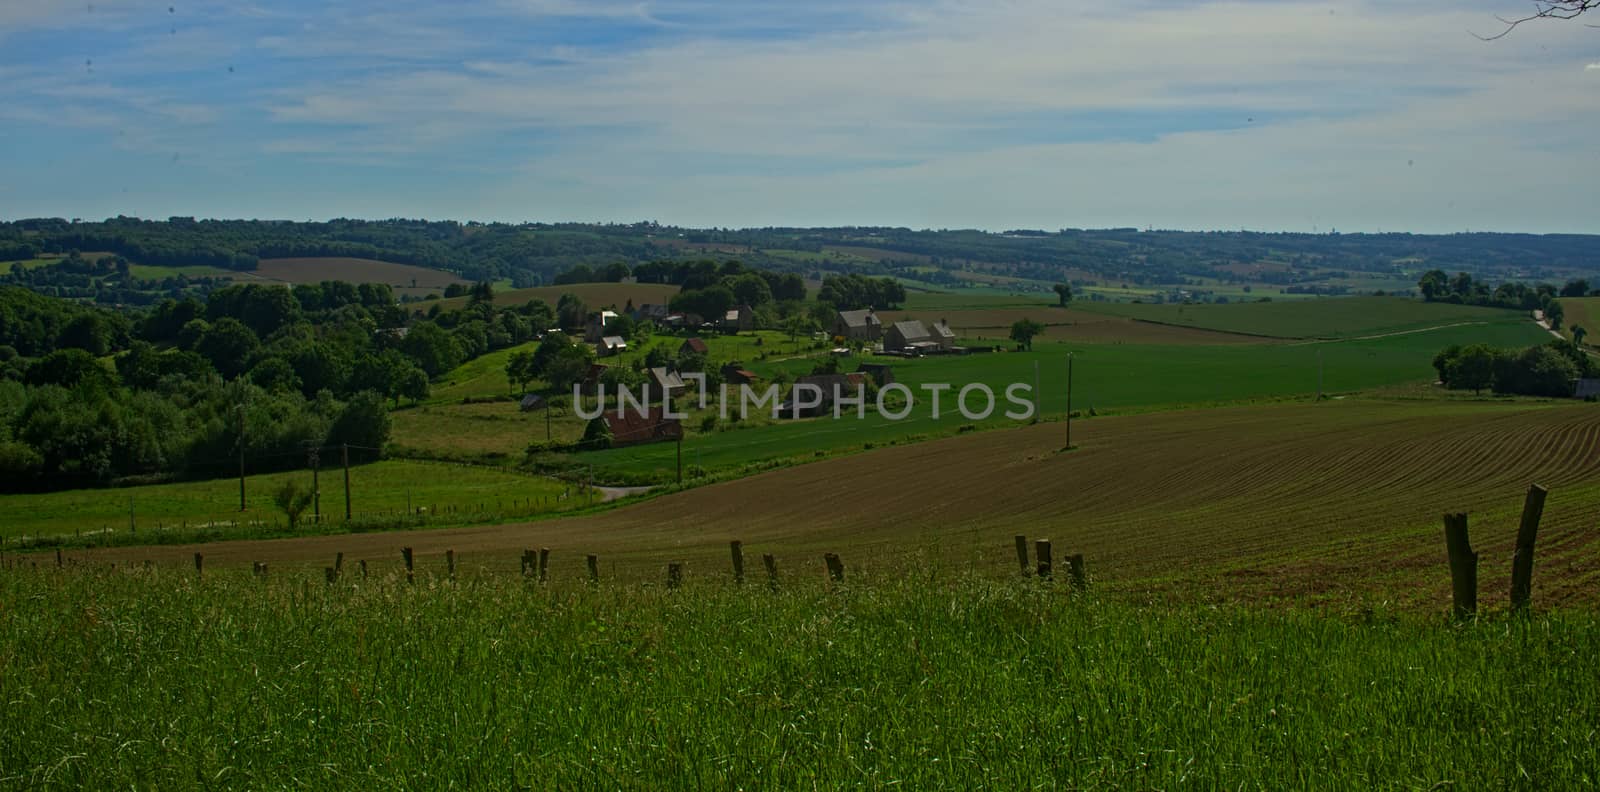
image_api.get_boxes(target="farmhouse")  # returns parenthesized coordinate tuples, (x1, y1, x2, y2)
(721, 363, 758, 385)
(679, 337, 709, 357)
(832, 309, 882, 341)
(721, 304, 756, 333)
(856, 363, 895, 386)
(598, 336, 628, 357)
(884, 320, 943, 355)
(584, 310, 620, 343)
(519, 393, 546, 412)
(930, 319, 956, 349)
(633, 303, 670, 323)
(778, 373, 865, 418)
(604, 406, 684, 448)
(649, 366, 687, 398)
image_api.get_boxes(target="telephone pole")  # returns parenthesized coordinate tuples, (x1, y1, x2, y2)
(342, 443, 352, 521)
(1065, 353, 1074, 450)
(307, 444, 321, 523)
(237, 405, 247, 511)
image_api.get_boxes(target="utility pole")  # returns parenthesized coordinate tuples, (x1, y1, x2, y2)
(342, 443, 352, 521)
(237, 405, 247, 511)
(1065, 352, 1074, 450)
(308, 444, 321, 523)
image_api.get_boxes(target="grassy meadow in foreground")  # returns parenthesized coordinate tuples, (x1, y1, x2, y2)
(0, 569, 1594, 789)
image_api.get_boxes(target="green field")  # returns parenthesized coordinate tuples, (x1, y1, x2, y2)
(1557, 296, 1599, 344)
(0, 459, 584, 543)
(1078, 296, 1522, 339)
(573, 317, 1550, 482)
(1, 570, 1594, 788)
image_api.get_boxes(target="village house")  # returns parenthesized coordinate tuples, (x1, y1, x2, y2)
(930, 319, 956, 350)
(856, 363, 895, 386)
(721, 363, 759, 385)
(884, 320, 942, 355)
(831, 309, 882, 341)
(679, 337, 709, 357)
(721, 304, 756, 333)
(648, 366, 687, 398)
(778, 373, 865, 418)
(584, 310, 620, 343)
(603, 406, 684, 448)
(598, 335, 628, 357)
(633, 303, 670, 323)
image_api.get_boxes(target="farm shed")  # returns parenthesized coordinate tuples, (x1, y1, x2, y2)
(722, 363, 758, 385)
(584, 310, 620, 342)
(779, 373, 863, 418)
(721, 305, 756, 333)
(604, 406, 684, 448)
(679, 337, 709, 357)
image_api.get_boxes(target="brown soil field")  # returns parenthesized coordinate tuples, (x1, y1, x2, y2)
(63, 399, 1600, 610)
(242, 257, 469, 298)
(434, 282, 680, 313)
(875, 308, 1271, 345)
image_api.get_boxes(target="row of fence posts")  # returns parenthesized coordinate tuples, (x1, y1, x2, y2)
(1014, 535, 1088, 589)
(1443, 483, 1550, 620)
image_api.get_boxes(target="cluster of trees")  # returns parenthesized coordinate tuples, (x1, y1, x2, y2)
(815, 273, 906, 311)
(0, 251, 226, 306)
(1415, 270, 1587, 324)
(1432, 340, 1593, 397)
(553, 262, 633, 284)
(0, 278, 560, 492)
(666, 261, 809, 324)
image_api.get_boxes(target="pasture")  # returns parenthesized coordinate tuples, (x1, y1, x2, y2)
(1077, 296, 1521, 339)
(1557, 296, 1600, 344)
(0, 460, 587, 546)
(2, 569, 1594, 788)
(875, 306, 1267, 345)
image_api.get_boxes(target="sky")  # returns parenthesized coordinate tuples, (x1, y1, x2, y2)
(0, 0, 1596, 233)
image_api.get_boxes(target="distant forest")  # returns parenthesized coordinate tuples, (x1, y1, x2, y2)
(3, 216, 1598, 293)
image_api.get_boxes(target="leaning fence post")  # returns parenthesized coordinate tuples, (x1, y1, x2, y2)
(824, 553, 844, 584)
(1034, 539, 1052, 580)
(1066, 554, 1087, 590)
(1014, 535, 1030, 575)
(763, 554, 779, 592)
(538, 548, 550, 583)
(402, 547, 414, 583)
(586, 554, 600, 584)
(1510, 484, 1548, 612)
(667, 562, 683, 589)
(730, 540, 745, 584)
(1443, 513, 1477, 620)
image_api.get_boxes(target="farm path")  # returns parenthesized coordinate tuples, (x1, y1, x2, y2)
(596, 484, 655, 501)
(1287, 321, 1486, 345)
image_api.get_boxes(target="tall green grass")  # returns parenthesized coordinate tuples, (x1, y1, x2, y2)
(1, 568, 1594, 788)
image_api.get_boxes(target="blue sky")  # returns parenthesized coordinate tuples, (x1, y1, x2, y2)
(0, 0, 1595, 233)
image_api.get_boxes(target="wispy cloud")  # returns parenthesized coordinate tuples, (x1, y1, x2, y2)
(0, 0, 1595, 232)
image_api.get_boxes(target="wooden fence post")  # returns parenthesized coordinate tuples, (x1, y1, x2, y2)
(667, 563, 683, 589)
(402, 547, 414, 583)
(520, 550, 533, 578)
(586, 554, 599, 584)
(194, 553, 203, 578)
(824, 553, 844, 584)
(1066, 554, 1087, 590)
(1014, 535, 1030, 575)
(325, 567, 337, 585)
(56, 549, 63, 568)
(1034, 540, 1052, 580)
(1510, 484, 1548, 612)
(1443, 513, 1477, 620)
(446, 549, 456, 580)
(359, 559, 367, 579)
(763, 554, 779, 592)
(730, 540, 745, 584)
(538, 548, 550, 583)
(335, 552, 344, 576)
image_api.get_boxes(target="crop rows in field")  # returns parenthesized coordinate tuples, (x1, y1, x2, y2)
(1078, 296, 1523, 339)
(65, 399, 1600, 610)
